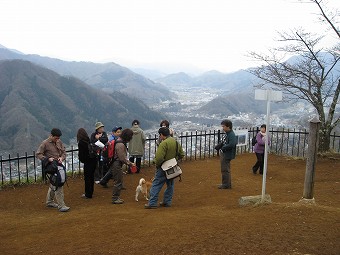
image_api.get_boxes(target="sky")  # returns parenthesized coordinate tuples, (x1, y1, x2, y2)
(0, 0, 338, 74)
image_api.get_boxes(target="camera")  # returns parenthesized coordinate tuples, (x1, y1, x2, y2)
(214, 142, 223, 151)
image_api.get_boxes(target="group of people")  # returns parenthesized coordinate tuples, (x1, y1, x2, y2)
(36, 119, 268, 213)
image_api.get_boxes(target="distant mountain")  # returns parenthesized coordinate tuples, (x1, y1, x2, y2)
(156, 69, 257, 93)
(0, 60, 164, 154)
(197, 92, 289, 116)
(0, 47, 174, 104)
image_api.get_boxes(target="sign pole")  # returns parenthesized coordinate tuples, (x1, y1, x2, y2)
(261, 96, 271, 202)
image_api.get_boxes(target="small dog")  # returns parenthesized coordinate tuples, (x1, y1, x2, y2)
(135, 178, 153, 202)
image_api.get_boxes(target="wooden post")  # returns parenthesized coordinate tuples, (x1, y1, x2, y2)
(302, 116, 321, 199)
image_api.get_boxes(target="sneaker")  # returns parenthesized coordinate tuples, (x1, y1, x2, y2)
(81, 194, 91, 199)
(112, 198, 124, 204)
(159, 202, 171, 207)
(144, 204, 158, 209)
(95, 181, 100, 184)
(46, 202, 58, 208)
(59, 206, 70, 212)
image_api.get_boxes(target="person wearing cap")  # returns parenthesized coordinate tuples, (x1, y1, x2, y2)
(128, 120, 146, 174)
(109, 126, 122, 142)
(36, 128, 70, 212)
(90, 122, 109, 183)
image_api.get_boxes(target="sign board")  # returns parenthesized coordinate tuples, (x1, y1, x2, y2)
(234, 129, 248, 147)
(255, 89, 282, 101)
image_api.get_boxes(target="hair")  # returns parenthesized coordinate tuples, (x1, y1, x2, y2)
(77, 128, 90, 142)
(51, 128, 62, 137)
(260, 124, 267, 130)
(132, 119, 140, 126)
(120, 128, 134, 143)
(158, 127, 170, 137)
(220, 119, 233, 129)
(160, 120, 170, 128)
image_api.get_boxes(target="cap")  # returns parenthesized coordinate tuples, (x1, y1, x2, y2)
(95, 122, 104, 130)
(112, 126, 122, 132)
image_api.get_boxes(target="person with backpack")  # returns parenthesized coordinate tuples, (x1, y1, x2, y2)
(109, 126, 122, 142)
(252, 124, 270, 175)
(215, 119, 237, 189)
(77, 128, 97, 199)
(144, 127, 185, 209)
(90, 122, 109, 183)
(98, 125, 122, 188)
(103, 128, 135, 204)
(128, 120, 146, 174)
(36, 128, 70, 212)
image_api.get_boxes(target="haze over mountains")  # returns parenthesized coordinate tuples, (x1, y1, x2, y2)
(0, 59, 164, 154)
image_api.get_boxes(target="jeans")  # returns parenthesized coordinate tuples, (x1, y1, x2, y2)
(220, 152, 232, 188)
(148, 168, 174, 206)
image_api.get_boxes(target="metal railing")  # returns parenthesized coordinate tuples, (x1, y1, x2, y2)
(1, 128, 339, 186)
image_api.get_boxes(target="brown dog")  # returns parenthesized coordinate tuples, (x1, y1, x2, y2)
(135, 178, 153, 202)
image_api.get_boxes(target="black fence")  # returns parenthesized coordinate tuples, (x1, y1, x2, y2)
(1, 128, 339, 186)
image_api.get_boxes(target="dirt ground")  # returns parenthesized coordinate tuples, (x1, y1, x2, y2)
(0, 153, 339, 255)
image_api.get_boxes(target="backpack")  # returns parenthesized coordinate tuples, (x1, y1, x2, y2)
(88, 143, 98, 158)
(102, 140, 122, 164)
(252, 136, 257, 146)
(48, 163, 67, 189)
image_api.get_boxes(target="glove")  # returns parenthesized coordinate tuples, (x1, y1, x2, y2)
(214, 143, 223, 150)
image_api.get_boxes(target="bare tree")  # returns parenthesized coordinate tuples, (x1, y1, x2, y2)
(248, 0, 340, 152)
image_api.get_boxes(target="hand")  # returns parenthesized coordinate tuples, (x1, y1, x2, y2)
(57, 157, 63, 164)
(48, 157, 54, 162)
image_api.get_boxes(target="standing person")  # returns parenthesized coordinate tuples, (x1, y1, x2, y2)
(109, 128, 135, 204)
(252, 124, 270, 175)
(36, 128, 70, 212)
(216, 119, 237, 189)
(128, 120, 145, 174)
(90, 122, 108, 183)
(108, 126, 122, 142)
(99, 125, 123, 187)
(144, 127, 184, 209)
(77, 128, 97, 199)
(156, 120, 175, 146)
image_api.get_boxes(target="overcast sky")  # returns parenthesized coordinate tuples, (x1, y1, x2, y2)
(0, 0, 338, 73)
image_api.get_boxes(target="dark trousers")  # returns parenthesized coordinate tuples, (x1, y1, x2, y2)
(111, 160, 123, 201)
(220, 153, 232, 188)
(252, 152, 264, 174)
(84, 158, 96, 198)
(128, 156, 142, 173)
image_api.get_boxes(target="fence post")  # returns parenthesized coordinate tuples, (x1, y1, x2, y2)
(302, 116, 320, 201)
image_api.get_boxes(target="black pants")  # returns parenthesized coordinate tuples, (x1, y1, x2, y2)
(252, 152, 264, 174)
(84, 158, 97, 198)
(128, 156, 142, 173)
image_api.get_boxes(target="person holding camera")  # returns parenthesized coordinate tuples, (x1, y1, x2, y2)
(215, 119, 237, 189)
(36, 128, 70, 212)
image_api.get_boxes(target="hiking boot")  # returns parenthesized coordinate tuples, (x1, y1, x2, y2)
(112, 198, 124, 204)
(144, 204, 158, 209)
(59, 206, 70, 212)
(159, 202, 171, 207)
(46, 202, 58, 208)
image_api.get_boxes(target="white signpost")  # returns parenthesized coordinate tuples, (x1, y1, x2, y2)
(255, 89, 282, 202)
